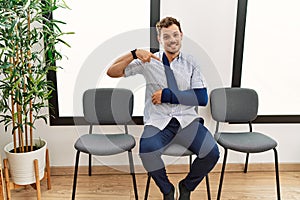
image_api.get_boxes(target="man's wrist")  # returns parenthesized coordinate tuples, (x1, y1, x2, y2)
(131, 49, 138, 59)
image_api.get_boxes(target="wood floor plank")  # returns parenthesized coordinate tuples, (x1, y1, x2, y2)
(5, 171, 300, 199)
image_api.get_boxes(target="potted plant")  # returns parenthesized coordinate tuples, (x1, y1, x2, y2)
(0, 0, 71, 185)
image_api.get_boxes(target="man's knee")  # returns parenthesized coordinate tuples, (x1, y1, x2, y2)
(199, 144, 219, 166)
(207, 144, 220, 164)
(139, 138, 163, 154)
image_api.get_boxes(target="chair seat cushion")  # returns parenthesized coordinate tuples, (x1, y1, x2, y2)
(74, 134, 136, 155)
(163, 143, 193, 156)
(214, 132, 277, 153)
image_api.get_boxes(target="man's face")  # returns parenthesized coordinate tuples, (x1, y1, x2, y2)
(158, 24, 182, 55)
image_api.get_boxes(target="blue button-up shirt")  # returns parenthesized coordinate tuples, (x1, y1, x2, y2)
(125, 51, 206, 130)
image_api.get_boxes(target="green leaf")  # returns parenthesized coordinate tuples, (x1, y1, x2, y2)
(0, 0, 71, 147)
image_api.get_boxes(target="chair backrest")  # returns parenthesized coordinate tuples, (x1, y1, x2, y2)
(210, 87, 258, 123)
(83, 88, 133, 125)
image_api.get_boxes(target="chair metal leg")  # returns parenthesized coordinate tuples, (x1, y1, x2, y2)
(189, 155, 193, 170)
(72, 151, 80, 200)
(205, 175, 211, 200)
(217, 148, 228, 200)
(144, 173, 151, 200)
(244, 153, 250, 173)
(128, 150, 139, 200)
(273, 148, 281, 200)
(88, 154, 92, 176)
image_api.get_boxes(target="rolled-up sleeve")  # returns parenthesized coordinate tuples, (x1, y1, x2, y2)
(124, 59, 144, 77)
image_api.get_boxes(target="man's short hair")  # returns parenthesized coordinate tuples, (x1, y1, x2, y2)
(156, 16, 182, 35)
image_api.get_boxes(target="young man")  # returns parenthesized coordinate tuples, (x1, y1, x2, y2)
(107, 17, 219, 200)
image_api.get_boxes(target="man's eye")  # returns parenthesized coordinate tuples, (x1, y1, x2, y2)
(173, 33, 179, 38)
(163, 36, 170, 40)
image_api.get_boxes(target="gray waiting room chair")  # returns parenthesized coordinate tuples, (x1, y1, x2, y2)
(210, 87, 281, 200)
(144, 118, 211, 200)
(72, 88, 138, 200)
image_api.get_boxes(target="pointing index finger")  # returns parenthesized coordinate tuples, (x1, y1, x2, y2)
(151, 54, 161, 61)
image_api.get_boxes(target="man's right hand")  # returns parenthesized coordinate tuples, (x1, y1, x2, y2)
(107, 49, 161, 78)
(136, 49, 161, 63)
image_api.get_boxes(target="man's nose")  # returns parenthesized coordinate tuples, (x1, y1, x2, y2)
(169, 36, 176, 42)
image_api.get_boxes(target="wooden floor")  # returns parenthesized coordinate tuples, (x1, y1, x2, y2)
(6, 170, 300, 200)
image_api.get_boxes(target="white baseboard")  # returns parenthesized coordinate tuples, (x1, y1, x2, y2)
(50, 163, 300, 176)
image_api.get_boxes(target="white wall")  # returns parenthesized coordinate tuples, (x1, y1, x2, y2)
(1, 0, 300, 170)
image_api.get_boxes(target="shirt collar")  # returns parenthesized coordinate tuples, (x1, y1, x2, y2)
(159, 51, 182, 62)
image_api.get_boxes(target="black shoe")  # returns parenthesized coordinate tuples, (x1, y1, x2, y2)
(178, 180, 191, 200)
(164, 185, 175, 200)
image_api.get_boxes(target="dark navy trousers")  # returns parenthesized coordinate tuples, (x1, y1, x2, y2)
(139, 118, 219, 194)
